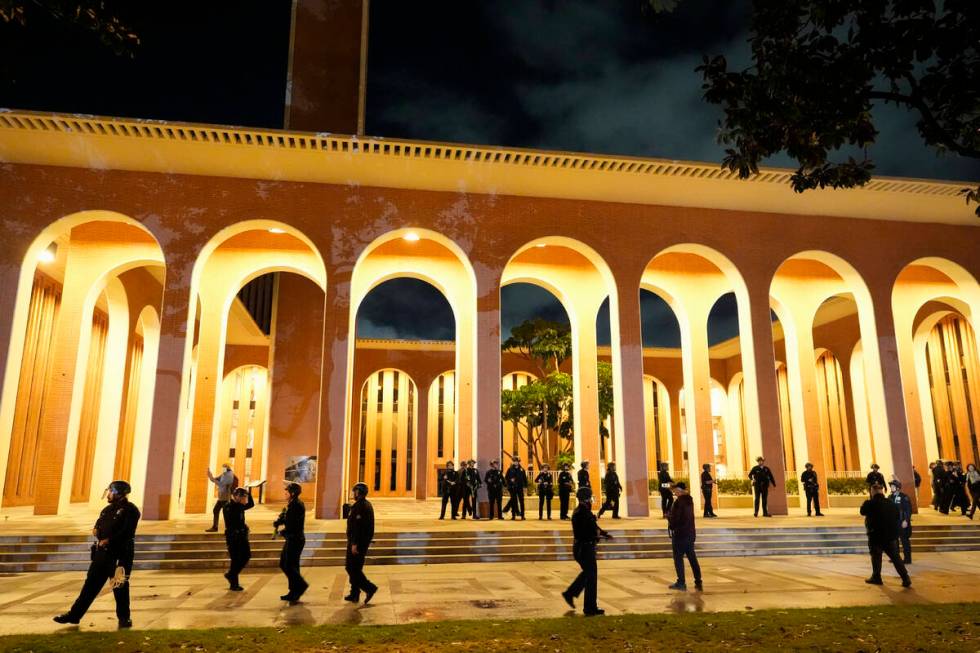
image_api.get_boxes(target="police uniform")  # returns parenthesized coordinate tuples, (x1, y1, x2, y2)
(345, 495, 378, 602)
(61, 496, 141, 624)
(462, 466, 482, 519)
(535, 470, 555, 519)
(860, 493, 911, 586)
(274, 495, 309, 600)
(439, 468, 460, 519)
(700, 469, 717, 518)
(505, 463, 528, 519)
(562, 489, 608, 615)
(222, 493, 254, 589)
(577, 467, 591, 490)
(889, 484, 913, 564)
(657, 467, 674, 517)
(801, 468, 823, 516)
(748, 463, 776, 517)
(596, 469, 622, 519)
(865, 469, 886, 495)
(484, 467, 504, 519)
(557, 469, 575, 519)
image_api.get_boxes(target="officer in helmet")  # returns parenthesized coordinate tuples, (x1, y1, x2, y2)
(222, 486, 254, 591)
(54, 480, 141, 628)
(273, 482, 308, 603)
(561, 486, 611, 616)
(344, 482, 378, 604)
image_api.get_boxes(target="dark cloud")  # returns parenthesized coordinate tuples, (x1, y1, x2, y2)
(501, 283, 570, 338)
(356, 278, 455, 341)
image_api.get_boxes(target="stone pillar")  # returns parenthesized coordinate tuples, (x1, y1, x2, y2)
(315, 279, 351, 519)
(612, 286, 650, 516)
(572, 311, 602, 492)
(474, 271, 502, 516)
(679, 308, 714, 512)
(414, 374, 431, 500)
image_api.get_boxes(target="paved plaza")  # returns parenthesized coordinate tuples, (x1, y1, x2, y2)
(0, 551, 975, 636)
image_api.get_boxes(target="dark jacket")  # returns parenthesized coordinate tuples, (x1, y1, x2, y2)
(657, 469, 673, 491)
(465, 467, 482, 491)
(801, 469, 819, 491)
(505, 465, 528, 491)
(668, 494, 696, 539)
(577, 468, 591, 488)
(603, 471, 622, 498)
(275, 498, 306, 538)
(558, 471, 574, 493)
(440, 469, 459, 495)
(222, 494, 254, 534)
(484, 468, 504, 492)
(890, 491, 912, 526)
(866, 471, 886, 487)
(860, 494, 900, 544)
(535, 471, 554, 494)
(346, 497, 375, 551)
(94, 498, 141, 561)
(700, 470, 713, 490)
(749, 465, 776, 487)
(571, 504, 607, 545)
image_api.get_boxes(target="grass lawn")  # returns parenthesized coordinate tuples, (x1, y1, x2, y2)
(1, 602, 976, 652)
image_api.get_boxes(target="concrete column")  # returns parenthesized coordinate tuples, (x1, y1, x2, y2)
(679, 308, 714, 511)
(746, 282, 788, 514)
(572, 311, 602, 492)
(474, 272, 502, 515)
(315, 280, 351, 519)
(612, 286, 650, 516)
(414, 376, 431, 500)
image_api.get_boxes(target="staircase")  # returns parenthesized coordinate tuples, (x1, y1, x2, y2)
(2, 523, 980, 573)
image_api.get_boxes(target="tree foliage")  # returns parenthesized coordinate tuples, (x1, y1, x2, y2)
(698, 0, 980, 215)
(0, 0, 140, 57)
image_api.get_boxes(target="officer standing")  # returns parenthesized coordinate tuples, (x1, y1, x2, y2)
(439, 460, 459, 520)
(658, 462, 674, 518)
(535, 463, 555, 520)
(800, 462, 824, 517)
(597, 462, 622, 519)
(700, 463, 717, 518)
(888, 480, 913, 564)
(505, 457, 528, 520)
(930, 460, 944, 510)
(222, 486, 254, 591)
(484, 460, 504, 519)
(205, 463, 235, 532)
(865, 464, 886, 495)
(344, 482, 378, 604)
(748, 456, 776, 517)
(54, 480, 140, 628)
(274, 482, 309, 603)
(461, 460, 480, 520)
(468, 460, 482, 519)
(558, 463, 575, 520)
(561, 487, 612, 616)
(577, 461, 591, 490)
(860, 484, 911, 587)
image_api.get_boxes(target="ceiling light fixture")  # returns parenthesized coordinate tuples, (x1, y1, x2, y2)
(403, 232, 420, 242)
(268, 227, 286, 234)
(38, 243, 57, 264)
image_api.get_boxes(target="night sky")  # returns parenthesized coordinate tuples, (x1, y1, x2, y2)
(2, 1, 975, 346)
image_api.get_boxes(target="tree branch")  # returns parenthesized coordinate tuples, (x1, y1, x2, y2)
(868, 86, 980, 159)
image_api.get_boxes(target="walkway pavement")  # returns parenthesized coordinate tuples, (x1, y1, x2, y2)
(0, 551, 975, 636)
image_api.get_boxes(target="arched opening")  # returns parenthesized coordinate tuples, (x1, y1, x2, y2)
(639, 289, 683, 478)
(353, 369, 419, 497)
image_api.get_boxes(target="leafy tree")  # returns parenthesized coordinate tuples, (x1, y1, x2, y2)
(0, 0, 140, 57)
(698, 0, 980, 215)
(502, 318, 572, 378)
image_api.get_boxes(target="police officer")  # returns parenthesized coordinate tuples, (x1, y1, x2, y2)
(930, 460, 945, 510)
(54, 480, 140, 628)
(561, 487, 611, 616)
(577, 460, 592, 490)
(557, 462, 575, 520)
(860, 484, 911, 587)
(700, 463, 717, 518)
(222, 486, 254, 591)
(657, 462, 674, 518)
(439, 460, 459, 520)
(888, 480, 913, 564)
(865, 464, 886, 495)
(535, 463, 555, 520)
(484, 460, 504, 519)
(939, 460, 956, 514)
(344, 482, 378, 604)
(597, 462, 622, 519)
(801, 462, 824, 517)
(505, 457, 528, 520)
(748, 456, 776, 517)
(462, 460, 482, 520)
(274, 482, 309, 603)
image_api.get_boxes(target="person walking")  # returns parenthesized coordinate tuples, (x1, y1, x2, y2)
(940, 460, 956, 514)
(274, 482, 309, 603)
(205, 464, 236, 532)
(658, 462, 674, 518)
(596, 462, 622, 519)
(344, 482, 378, 604)
(504, 457, 528, 519)
(667, 482, 703, 591)
(558, 463, 575, 520)
(860, 483, 911, 587)
(748, 457, 776, 517)
(484, 459, 505, 520)
(439, 461, 460, 520)
(952, 462, 970, 516)
(966, 463, 980, 519)
(700, 463, 717, 518)
(865, 464, 886, 495)
(54, 480, 141, 628)
(930, 460, 945, 511)
(461, 460, 481, 520)
(561, 487, 612, 616)
(801, 462, 824, 517)
(888, 480, 913, 564)
(536, 464, 555, 520)
(222, 486, 254, 591)
(913, 467, 922, 498)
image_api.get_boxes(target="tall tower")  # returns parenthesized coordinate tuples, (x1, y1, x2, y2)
(284, 0, 369, 135)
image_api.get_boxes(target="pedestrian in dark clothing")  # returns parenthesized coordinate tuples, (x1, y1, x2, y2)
(952, 463, 970, 515)
(484, 460, 504, 519)
(748, 457, 776, 517)
(558, 463, 575, 520)
(561, 487, 611, 616)
(577, 461, 592, 490)
(54, 480, 141, 629)
(274, 482, 309, 603)
(700, 464, 717, 518)
(801, 462, 824, 517)
(344, 482, 378, 604)
(536, 464, 555, 519)
(966, 464, 980, 520)
(913, 467, 922, 496)
(888, 480, 913, 564)
(667, 482, 703, 591)
(930, 460, 944, 510)
(461, 460, 481, 520)
(860, 484, 911, 587)
(597, 462, 622, 519)
(658, 462, 674, 518)
(205, 464, 235, 532)
(940, 461, 956, 514)
(505, 458, 528, 520)
(222, 487, 254, 591)
(865, 464, 886, 495)
(439, 461, 460, 520)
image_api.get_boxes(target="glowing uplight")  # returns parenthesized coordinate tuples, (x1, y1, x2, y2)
(268, 227, 286, 234)
(535, 243, 546, 248)
(403, 232, 421, 242)
(38, 244, 56, 264)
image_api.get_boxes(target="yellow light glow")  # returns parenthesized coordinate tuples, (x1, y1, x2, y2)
(403, 232, 420, 242)
(268, 227, 286, 234)
(535, 243, 546, 248)
(37, 245, 56, 264)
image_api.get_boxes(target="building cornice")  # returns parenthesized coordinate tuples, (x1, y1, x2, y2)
(0, 110, 976, 226)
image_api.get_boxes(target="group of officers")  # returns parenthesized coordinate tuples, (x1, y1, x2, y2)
(55, 453, 955, 627)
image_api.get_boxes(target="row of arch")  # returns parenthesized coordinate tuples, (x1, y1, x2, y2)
(1, 210, 978, 517)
